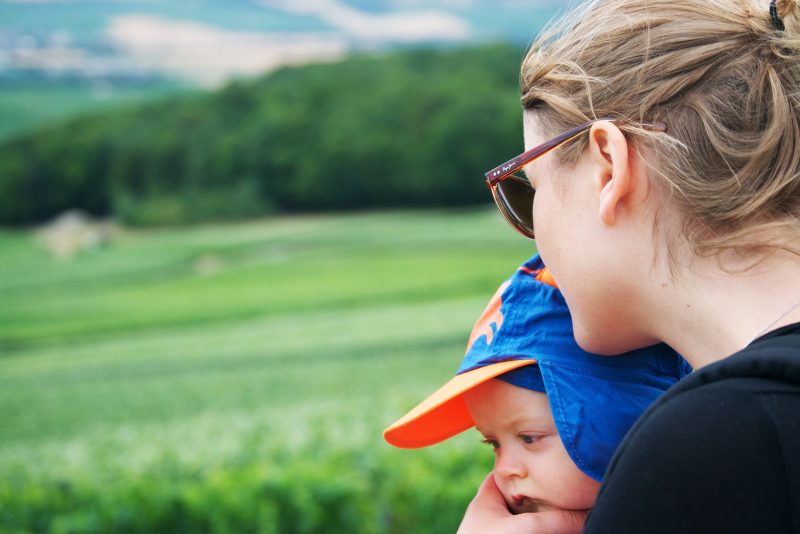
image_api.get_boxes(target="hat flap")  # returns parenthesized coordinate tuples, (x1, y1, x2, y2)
(383, 359, 536, 448)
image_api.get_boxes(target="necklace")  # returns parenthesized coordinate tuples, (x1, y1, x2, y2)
(748, 297, 800, 345)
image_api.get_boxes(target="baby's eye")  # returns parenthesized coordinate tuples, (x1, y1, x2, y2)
(520, 434, 542, 445)
(481, 438, 500, 450)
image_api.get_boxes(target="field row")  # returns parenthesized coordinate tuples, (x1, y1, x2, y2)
(0, 209, 533, 532)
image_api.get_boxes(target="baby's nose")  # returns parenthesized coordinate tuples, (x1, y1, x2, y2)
(494, 449, 528, 480)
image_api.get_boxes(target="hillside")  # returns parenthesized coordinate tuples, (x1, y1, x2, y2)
(0, 45, 526, 226)
(0, 0, 557, 85)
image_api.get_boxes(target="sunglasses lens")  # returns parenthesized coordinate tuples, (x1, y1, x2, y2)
(493, 175, 535, 239)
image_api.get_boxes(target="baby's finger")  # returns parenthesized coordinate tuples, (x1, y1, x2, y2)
(527, 508, 589, 534)
(458, 474, 517, 534)
(472, 473, 509, 511)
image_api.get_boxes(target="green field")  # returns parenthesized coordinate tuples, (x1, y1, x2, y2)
(0, 208, 535, 533)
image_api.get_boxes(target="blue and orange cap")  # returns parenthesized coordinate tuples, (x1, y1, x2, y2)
(383, 254, 691, 481)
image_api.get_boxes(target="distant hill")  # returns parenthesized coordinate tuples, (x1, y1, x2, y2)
(0, 0, 558, 146)
(0, 0, 558, 86)
(0, 79, 190, 144)
(0, 44, 527, 226)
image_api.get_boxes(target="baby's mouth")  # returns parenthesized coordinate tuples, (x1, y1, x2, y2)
(509, 495, 542, 514)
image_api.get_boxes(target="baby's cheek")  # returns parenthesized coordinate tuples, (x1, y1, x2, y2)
(576, 478, 601, 509)
(542, 442, 601, 510)
(553, 472, 601, 510)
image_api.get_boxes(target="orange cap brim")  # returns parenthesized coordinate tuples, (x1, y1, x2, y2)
(383, 359, 537, 448)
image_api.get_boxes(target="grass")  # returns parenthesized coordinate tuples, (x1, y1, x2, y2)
(0, 208, 535, 533)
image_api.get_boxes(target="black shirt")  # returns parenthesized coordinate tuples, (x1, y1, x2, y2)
(584, 323, 800, 533)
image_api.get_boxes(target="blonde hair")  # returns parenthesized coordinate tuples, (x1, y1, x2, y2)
(521, 0, 800, 258)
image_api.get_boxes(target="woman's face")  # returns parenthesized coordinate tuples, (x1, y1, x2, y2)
(521, 113, 662, 355)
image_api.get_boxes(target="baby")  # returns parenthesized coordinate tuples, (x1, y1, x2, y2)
(384, 254, 690, 514)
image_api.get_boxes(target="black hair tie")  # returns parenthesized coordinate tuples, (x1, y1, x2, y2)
(771, 0, 785, 31)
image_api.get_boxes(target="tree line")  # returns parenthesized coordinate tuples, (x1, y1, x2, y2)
(0, 45, 525, 225)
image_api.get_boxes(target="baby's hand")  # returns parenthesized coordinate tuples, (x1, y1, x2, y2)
(458, 474, 587, 534)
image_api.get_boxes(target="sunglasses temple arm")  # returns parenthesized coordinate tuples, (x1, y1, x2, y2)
(484, 118, 617, 185)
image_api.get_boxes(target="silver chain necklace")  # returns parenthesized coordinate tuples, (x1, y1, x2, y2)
(748, 297, 800, 345)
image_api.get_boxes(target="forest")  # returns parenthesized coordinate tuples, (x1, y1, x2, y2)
(0, 45, 525, 226)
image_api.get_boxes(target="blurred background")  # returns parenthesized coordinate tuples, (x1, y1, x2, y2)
(0, 1, 556, 532)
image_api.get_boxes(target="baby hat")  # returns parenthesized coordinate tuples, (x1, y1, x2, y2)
(384, 254, 691, 481)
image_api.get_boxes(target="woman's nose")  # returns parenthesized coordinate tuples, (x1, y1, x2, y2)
(494, 448, 527, 480)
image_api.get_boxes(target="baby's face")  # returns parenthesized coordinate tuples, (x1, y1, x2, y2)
(464, 379, 600, 514)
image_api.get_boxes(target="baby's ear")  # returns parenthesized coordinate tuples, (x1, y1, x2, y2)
(587, 121, 632, 227)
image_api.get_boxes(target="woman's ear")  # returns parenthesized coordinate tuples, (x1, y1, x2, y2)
(587, 121, 632, 227)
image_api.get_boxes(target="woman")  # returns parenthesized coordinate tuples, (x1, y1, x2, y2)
(461, 0, 800, 532)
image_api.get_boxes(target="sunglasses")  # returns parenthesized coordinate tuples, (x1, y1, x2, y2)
(484, 117, 666, 239)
